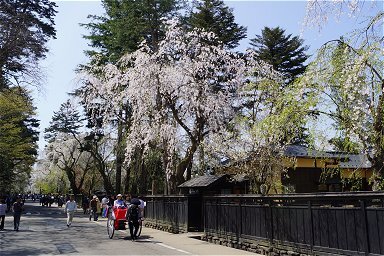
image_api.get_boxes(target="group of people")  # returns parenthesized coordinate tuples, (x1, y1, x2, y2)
(64, 193, 145, 240)
(0, 196, 24, 231)
(0, 192, 145, 240)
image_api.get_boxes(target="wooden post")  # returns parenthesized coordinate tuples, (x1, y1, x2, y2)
(360, 200, 370, 256)
(308, 201, 314, 252)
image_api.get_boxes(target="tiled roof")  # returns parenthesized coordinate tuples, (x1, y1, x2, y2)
(178, 174, 227, 188)
(339, 154, 371, 169)
(284, 145, 372, 169)
(284, 145, 334, 158)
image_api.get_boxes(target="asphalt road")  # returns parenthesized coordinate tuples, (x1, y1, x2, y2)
(0, 200, 258, 256)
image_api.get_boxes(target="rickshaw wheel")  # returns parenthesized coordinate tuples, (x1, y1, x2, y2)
(107, 218, 115, 239)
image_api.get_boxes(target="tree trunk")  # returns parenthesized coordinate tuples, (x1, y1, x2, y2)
(124, 165, 131, 194)
(88, 148, 114, 195)
(115, 111, 124, 194)
(175, 141, 198, 189)
(65, 167, 77, 195)
(198, 145, 205, 175)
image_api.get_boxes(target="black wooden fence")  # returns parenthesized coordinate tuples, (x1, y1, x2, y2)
(144, 192, 384, 255)
(203, 192, 384, 255)
(144, 195, 202, 233)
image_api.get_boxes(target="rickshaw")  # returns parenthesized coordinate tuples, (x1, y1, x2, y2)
(106, 206, 142, 239)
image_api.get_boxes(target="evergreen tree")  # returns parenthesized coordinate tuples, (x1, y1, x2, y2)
(185, 0, 246, 49)
(44, 99, 84, 142)
(250, 26, 309, 84)
(0, 0, 57, 89)
(81, 0, 183, 64)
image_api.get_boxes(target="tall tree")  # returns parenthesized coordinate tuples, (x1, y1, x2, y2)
(79, 0, 183, 194)
(0, 0, 57, 89)
(80, 20, 277, 193)
(185, 0, 246, 49)
(250, 26, 309, 85)
(300, 1, 384, 189)
(0, 87, 39, 193)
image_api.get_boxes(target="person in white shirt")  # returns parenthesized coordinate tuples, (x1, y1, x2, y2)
(113, 194, 126, 209)
(138, 198, 146, 218)
(64, 196, 77, 227)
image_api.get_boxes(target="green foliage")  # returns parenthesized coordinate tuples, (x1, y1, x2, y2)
(0, 0, 57, 88)
(81, 0, 183, 64)
(186, 0, 246, 49)
(0, 87, 39, 193)
(250, 26, 309, 84)
(328, 136, 360, 154)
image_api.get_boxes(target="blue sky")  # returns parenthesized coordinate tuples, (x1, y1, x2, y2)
(35, 0, 382, 150)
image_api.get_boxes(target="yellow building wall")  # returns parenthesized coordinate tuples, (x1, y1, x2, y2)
(341, 169, 373, 179)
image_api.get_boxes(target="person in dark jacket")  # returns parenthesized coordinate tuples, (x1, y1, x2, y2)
(12, 197, 24, 231)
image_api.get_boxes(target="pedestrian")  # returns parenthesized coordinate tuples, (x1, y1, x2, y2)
(138, 196, 146, 219)
(6, 196, 11, 212)
(0, 199, 6, 230)
(82, 196, 89, 214)
(64, 195, 77, 227)
(127, 200, 140, 241)
(101, 195, 109, 218)
(90, 195, 100, 221)
(113, 194, 127, 208)
(12, 197, 24, 231)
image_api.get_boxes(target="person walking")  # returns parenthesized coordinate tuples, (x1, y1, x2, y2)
(6, 196, 11, 213)
(64, 196, 77, 227)
(0, 199, 6, 230)
(101, 195, 109, 218)
(127, 202, 140, 241)
(12, 197, 24, 231)
(90, 195, 100, 221)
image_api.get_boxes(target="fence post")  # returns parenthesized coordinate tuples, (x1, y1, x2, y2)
(239, 198, 242, 239)
(360, 200, 370, 256)
(268, 199, 273, 245)
(308, 201, 314, 253)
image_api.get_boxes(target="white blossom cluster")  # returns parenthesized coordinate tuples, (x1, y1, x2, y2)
(79, 19, 288, 179)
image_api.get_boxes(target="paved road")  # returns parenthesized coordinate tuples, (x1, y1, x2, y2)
(0, 200, 259, 255)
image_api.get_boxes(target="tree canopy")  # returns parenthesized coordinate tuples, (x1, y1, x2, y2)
(0, 87, 39, 193)
(0, 0, 57, 89)
(250, 26, 309, 84)
(186, 0, 246, 49)
(81, 0, 183, 64)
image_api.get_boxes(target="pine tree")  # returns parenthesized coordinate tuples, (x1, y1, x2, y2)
(0, 0, 57, 89)
(250, 26, 309, 84)
(186, 0, 246, 49)
(81, 0, 183, 64)
(44, 100, 83, 142)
